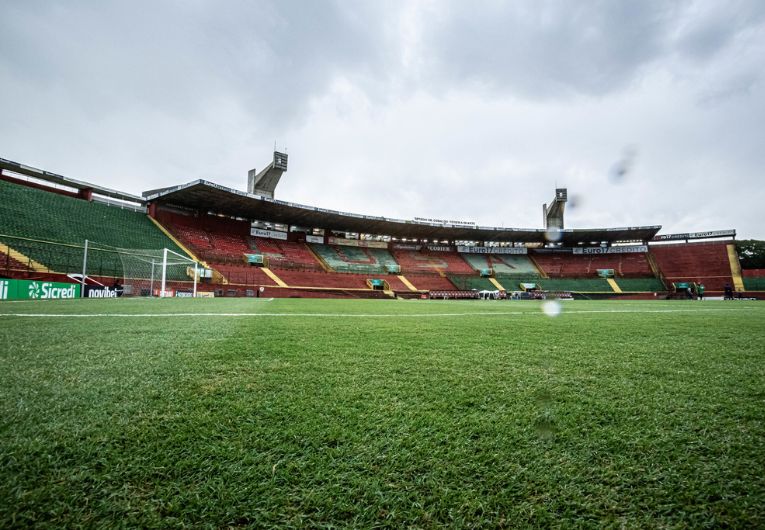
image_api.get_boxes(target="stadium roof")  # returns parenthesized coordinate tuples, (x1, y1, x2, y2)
(143, 180, 662, 244)
(0, 157, 142, 203)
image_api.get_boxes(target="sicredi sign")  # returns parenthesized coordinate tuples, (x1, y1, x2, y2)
(0, 279, 81, 301)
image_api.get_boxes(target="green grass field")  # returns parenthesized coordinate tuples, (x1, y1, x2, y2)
(1, 298, 764, 528)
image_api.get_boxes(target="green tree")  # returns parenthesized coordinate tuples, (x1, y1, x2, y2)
(736, 239, 765, 269)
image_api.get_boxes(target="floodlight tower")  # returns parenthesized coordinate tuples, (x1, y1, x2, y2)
(543, 188, 567, 229)
(248, 150, 288, 199)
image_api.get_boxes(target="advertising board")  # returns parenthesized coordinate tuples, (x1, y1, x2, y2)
(250, 228, 288, 240)
(572, 245, 648, 254)
(457, 246, 528, 255)
(0, 279, 81, 301)
(84, 285, 123, 298)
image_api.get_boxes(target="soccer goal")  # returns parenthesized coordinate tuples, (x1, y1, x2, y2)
(117, 248, 203, 297)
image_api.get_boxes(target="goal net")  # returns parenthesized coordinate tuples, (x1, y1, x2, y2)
(117, 248, 201, 297)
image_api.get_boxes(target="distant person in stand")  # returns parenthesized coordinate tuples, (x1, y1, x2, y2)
(724, 283, 733, 300)
(697, 283, 704, 301)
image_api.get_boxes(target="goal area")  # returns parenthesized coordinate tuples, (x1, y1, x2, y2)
(117, 248, 202, 297)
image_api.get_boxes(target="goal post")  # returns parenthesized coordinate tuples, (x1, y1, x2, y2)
(117, 247, 204, 297)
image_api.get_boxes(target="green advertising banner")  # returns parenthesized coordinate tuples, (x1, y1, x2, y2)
(0, 279, 81, 301)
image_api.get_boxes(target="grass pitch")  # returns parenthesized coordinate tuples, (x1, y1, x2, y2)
(1, 298, 764, 528)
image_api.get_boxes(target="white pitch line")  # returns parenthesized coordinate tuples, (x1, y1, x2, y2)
(0, 308, 751, 318)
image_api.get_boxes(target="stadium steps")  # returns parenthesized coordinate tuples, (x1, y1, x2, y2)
(726, 244, 745, 292)
(0, 242, 48, 272)
(306, 244, 332, 272)
(645, 252, 667, 289)
(606, 278, 622, 293)
(261, 267, 288, 287)
(397, 275, 418, 291)
(528, 254, 548, 278)
(149, 216, 227, 284)
(463, 254, 489, 271)
(493, 255, 540, 276)
(489, 277, 505, 291)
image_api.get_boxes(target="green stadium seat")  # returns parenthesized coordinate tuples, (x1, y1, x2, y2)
(0, 179, 186, 277)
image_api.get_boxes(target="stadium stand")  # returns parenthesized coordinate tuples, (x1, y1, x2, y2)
(522, 278, 614, 293)
(531, 251, 654, 278)
(0, 179, 184, 277)
(649, 242, 734, 292)
(742, 269, 765, 291)
(390, 248, 474, 274)
(0, 247, 35, 277)
(252, 238, 323, 271)
(152, 210, 413, 292)
(2, 157, 751, 299)
(447, 275, 498, 291)
(612, 277, 665, 292)
(403, 273, 457, 291)
(274, 269, 381, 290)
(311, 244, 399, 274)
(462, 253, 541, 277)
(154, 209, 253, 263)
(212, 264, 279, 286)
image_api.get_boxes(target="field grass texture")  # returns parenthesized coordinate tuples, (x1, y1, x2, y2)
(1, 298, 764, 528)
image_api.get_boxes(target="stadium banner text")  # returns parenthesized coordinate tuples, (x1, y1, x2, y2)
(0, 279, 81, 301)
(573, 245, 647, 254)
(427, 245, 453, 252)
(305, 235, 324, 244)
(327, 237, 388, 249)
(250, 228, 288, 240)
(84, 285, 123, 298)
(457, 246, 528, 255)
(392, 244, 421, 250)
(414, 217, 475, 227)
(653, 229, 735, 241)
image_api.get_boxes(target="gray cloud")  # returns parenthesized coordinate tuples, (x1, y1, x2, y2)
(1, 0, 764, 239)
(0, 0, 392, 129)
(412, 1, 678, 97)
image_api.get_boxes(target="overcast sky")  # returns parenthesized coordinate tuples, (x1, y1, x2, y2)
(1, 1, 763, 239)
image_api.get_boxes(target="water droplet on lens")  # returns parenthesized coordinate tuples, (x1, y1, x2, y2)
(542, 300, 562, 317)
(544, 228, 563, 243)
(534, 418, 558, 440)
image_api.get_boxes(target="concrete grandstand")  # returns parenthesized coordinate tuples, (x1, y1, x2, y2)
(0, 155, 756, 300)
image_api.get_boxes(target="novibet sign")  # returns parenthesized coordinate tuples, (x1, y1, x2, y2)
(0, 279, 81, 301)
